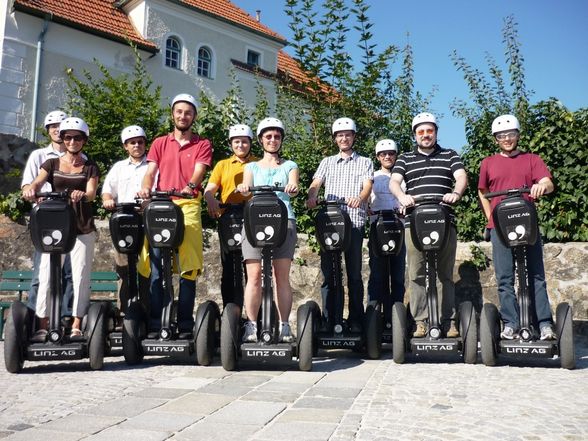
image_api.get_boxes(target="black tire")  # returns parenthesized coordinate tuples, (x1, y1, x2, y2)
(480, 303, 499, 367)
(220, 303, 240, 371)
(195, 301, 219, 366)
(87, 302, 107, 370)
(3, 302, 28, 373)
(122, 302, 144, 365)
(297, 304, 313, 371)
(306, 301, 321, 357)
(392, 302, 407, 364)
(556, 303, 575, 370)
(459, 301, 478, 364)
(364, 304, 382, 360)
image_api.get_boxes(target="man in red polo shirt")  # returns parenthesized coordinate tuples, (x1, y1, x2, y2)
(138, 93, 212, 337)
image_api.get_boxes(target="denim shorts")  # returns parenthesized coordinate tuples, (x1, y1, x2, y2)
(241, 219, 297, 260)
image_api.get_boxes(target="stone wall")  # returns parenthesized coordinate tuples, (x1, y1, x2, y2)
(1, 216, 587, 323)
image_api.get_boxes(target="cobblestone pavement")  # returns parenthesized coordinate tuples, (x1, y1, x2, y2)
(1, 335, 587, 441)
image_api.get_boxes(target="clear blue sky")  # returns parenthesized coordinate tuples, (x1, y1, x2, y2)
(233, 0, 588, 151)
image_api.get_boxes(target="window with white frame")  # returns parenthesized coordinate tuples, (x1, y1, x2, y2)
(197, 46, 212, 78)
(247, 49, 260, 67)
(165, 36, 182, 69)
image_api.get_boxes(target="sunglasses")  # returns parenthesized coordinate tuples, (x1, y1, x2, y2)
(415, 128, 435, 136)
(495, 131, 519, 141)
(263, 134, 282, 140)
(378, 151, 397, 157)
(63, 134, 85, 142)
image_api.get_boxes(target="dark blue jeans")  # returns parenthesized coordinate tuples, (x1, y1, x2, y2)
(149, 247, 196, 332)
(28, 250, 74, 317)
(367, 223, 406, 322)
(320, 226, 365, 325)
(490, 228, 553, 329)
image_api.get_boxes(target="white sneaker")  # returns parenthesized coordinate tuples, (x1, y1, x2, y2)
(242, 320, 258, 343)
(279, 322, 294, 343)
(500, 326, 518, 340)
(540, 324, 557, 341)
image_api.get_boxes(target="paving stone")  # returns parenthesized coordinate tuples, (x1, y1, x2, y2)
(171, 422, 261, 440)
(205, 401, 286, 425)
(2, 429, 84, 440)
(131, 387, 193, 399)
(79, 397, 166, 418)
(158, 392, 233, 415)
(39, 414, 124, 434)
(84, 427, 170, 441)
(154, 377, 214, 390)
(254, 421, 337, 441)
(304, 386, 361, 399)
(117, 411, 201, 432)
(256, 380, 310, 393)
(276, 408, 344, 423)
(293, 396, 355, 411)
(241, 390, 300, 403)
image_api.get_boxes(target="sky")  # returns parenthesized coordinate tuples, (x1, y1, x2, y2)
(232, 0, 588, 150)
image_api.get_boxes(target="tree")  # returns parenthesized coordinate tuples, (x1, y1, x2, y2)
(451, 16, 587, 242)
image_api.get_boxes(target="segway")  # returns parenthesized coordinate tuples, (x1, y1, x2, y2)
(106, 201, 144, 351)
(392, 195, 478, 364)
(122, 190, 220, 366)
(480, 188, 575, 369)
(220, 185, 315, 371)
(366, 209, 405, 358)
(4, 191, 108, 373)
(313, 200, 368, 354)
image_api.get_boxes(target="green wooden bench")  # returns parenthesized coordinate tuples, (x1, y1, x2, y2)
(0, 270, 119, 340)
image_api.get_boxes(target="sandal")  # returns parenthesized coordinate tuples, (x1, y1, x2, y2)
(31, 329, 48, 343)
(70, 328, 83, 340)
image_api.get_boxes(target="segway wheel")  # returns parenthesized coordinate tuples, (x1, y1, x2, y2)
(479, 303, 499, 367)
(220, 303, 240, 371)
(297, 303, 314, 371)
(458, 301, 478, 364)
(195, 301, 219, 366)
(3, 302, 29, 373)
(306, 300, 321, 357)
(556, 303, 575, 370)
(122, 302, 145, 365)
(392, 302, 407, 364)
(364, 303, 382, 360)
(87, 302, 107, 370)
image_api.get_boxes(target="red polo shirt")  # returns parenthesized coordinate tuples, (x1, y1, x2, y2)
(147, 133, 213, 192)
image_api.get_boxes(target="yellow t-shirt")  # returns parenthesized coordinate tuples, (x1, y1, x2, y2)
(208, 154, 258, 204)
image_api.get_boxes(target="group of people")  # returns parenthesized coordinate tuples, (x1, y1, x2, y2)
(21, 91, 558, 345)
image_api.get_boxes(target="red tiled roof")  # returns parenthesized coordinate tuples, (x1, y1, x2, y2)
(277, 50, 335, 96)
(13, 1, 286, 52)
(13, 0, 158, 52)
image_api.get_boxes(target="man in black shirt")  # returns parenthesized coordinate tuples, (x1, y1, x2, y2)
(389, 112, 467, 338)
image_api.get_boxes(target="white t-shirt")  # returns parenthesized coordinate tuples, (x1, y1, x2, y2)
(369, 169, 404, 223)
(21, 145, 64, 192)
(102, 156, 149, 203)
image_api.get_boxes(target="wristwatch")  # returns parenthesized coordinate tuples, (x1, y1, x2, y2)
(187, 182, 197, 190)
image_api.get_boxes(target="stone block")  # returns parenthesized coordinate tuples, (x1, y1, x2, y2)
(205, 400, 286, 425)
(173, 422, 261, 440)
(118, 410, 202, 432)
(158, 392, 233, 415)
(40, 414, 125, 434)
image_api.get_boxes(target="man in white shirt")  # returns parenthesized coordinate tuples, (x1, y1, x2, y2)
(102, 125, 150, 314)
(21, 110, 74, 318)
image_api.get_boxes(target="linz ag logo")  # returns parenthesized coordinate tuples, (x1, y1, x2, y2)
(321, 340, 356, 347)
(146, 346, 186, 353)
(245, 349, 288, 357)
(155, 217, 176, 223)
(32, 349, 77, 357)
(505, 347, 547, 355)
(507, 212, 530, 219)
(415, 344, 453, 351)
(326, 221, 344, 227)
(258, 213, 282, 218)
(424, 219, 445, 224)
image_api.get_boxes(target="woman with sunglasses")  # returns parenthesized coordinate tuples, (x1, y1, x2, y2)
(236, 117, 299, 344)
(23, 117, 99, 342)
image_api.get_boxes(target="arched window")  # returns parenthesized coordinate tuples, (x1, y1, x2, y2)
(197, 46, 212, 78)
(165, 36, 182, 69)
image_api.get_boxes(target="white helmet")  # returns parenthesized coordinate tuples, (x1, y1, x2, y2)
(171, 93, 198, 111)
(229, 124, 253, 140)
(59, 117, 89, 137)
(411, 112, 437, 132)
(44, 110, 67, 128)
(256, 117, 285, 138)
(121, 125, 147, 144)
(331, 117, 356, 134)
(375, 139, 398, 154)
(491, 114, 520, 134)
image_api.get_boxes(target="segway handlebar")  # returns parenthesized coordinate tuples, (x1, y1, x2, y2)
(412, 194, 446, 204)
(371, 208, 403, 216)
(150, 189, 194, 199)
(316, 198, 346, 207)
(218, 202, 245, 209)
(34, 190, 70, 199)
(484, 187, 530, 200)
(249, 185, 285, 193)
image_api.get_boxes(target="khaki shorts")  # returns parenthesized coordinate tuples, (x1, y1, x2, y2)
(241, 219, 297, 260)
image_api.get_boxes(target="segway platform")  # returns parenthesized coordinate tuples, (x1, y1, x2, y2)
(241, 342, 294, 363)
(499, 339, 557, 358)
(410, 337, 461, 356)
(142, 338, 194, 357)
(27, 341, 86, 361)
(317, 331, 362, 350)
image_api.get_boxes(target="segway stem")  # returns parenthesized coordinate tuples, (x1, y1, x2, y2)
(49, 253, 63, 337)
(425, 252, 441, 332)
(261, 249, 274, 342)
